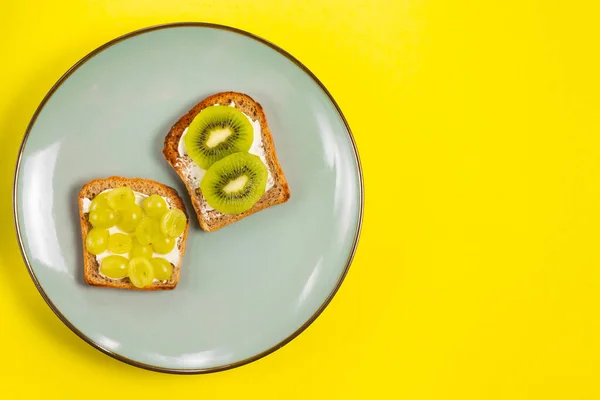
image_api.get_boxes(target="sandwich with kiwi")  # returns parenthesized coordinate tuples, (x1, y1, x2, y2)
(163, 91, 291, 232)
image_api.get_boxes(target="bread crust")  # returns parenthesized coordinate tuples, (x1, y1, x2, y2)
(79, 176, 189, 290)
(163, 91, 291, 232)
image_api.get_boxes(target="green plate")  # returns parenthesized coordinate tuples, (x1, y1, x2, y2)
(13, 23, 363, 373)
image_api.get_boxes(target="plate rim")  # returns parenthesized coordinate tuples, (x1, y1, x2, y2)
(12, 21, 364, 374)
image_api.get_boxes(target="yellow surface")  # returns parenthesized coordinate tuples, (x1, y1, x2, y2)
(1, 0, 600, 398)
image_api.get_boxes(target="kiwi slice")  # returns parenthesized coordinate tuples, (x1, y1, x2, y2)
(200, 152, 268, 214)
(184, 106, 253, 169)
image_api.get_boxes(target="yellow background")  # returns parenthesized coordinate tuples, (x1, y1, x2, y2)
(1, 0, 600, 398)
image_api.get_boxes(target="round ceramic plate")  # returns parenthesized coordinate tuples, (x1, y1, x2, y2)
(13, 23, 363, 373)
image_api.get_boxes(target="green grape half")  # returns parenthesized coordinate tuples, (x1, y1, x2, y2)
(117, 203, 144, 232)
(152, 234, 176, 254)
(89, 192, 109, 212)
(100, 255, 129, 279)
(130, 243, 153, 259)
(128, 257, 154, 288)
(135, 217, 160, 245)
(150, 258, 173, 281)
(107, 186, 135, 211)
(85, 228, 109, 255)
(160, 209, 187, 238)
(89, 208, 119, 228)
(142, 195, 168, 218)
(107, 233, 133, 254)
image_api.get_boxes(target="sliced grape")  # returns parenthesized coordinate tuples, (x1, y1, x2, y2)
(152, 234, 176, 254)
(142, 195, 168, 218)
(117, 203, 144, 232)
(128, 257, 154, 288)
(107, 233, 133, 254)
(89, 208, 119, 228)
(135, 217, 160, 245)
(86, 228, 109, 255)
(130, 243, 153, 259)
(151, 258, 173, 281)
(160, 209, 187, 238)
(89, 192, 109, 212)
(107, 186, 135, 211)
(100, 255, 128, 279)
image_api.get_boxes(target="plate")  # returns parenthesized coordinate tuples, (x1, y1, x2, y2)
(13, 23, 363, 373)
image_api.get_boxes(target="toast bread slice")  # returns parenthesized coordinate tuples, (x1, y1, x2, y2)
(78, 176, 189, 290)
(163, 91, 291, 232)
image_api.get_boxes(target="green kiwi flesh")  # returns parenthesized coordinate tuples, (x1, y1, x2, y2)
(184, 106, 253, 169)
(200, 152, 268, 214)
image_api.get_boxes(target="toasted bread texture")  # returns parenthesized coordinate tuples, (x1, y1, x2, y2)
(163, 91, 291, 232)
(78, 176, 189, 290)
